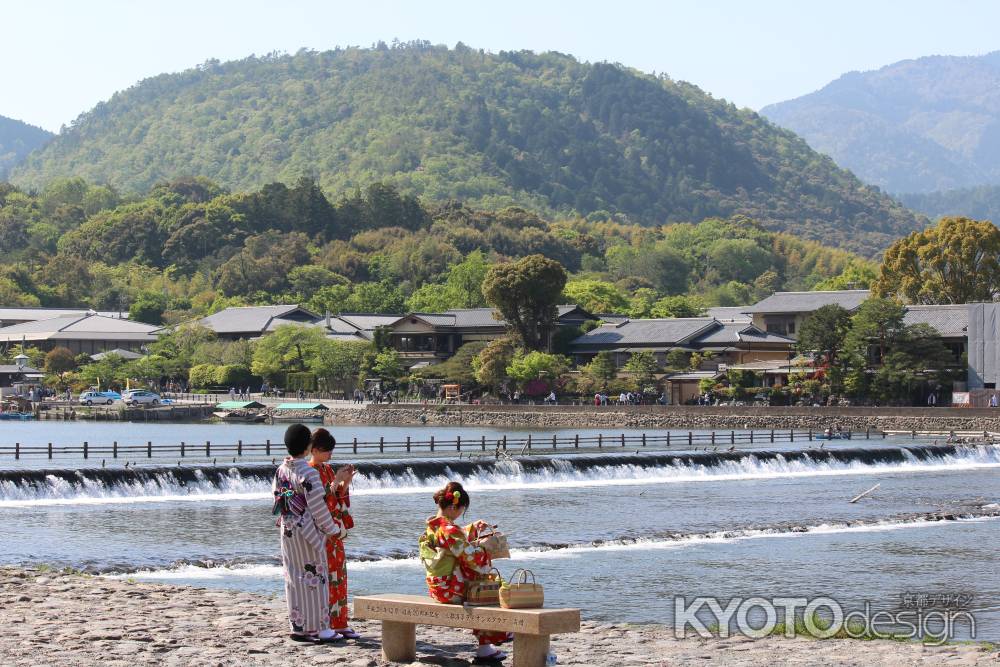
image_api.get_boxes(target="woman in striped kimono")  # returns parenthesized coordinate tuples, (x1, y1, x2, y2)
(273, 423, 348, 643)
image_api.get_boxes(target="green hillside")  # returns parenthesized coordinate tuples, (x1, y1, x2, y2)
(0, 115, 52, 180)
(11, 43, 922, 254)
(0, 177, 870, 322)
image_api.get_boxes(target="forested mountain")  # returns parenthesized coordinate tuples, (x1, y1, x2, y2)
(11, 43, 922, 254)
(762, 52, 1000, 194)
(0, 115, 52, 180)
(900, 184, 1000, 223)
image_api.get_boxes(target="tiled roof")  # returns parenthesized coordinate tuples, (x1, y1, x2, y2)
(744, 290, 870, 314)
(706, 306, 751, 322)
(0, 308, 123, 322)
(667, 370, 723, 381)
(336, 313, 404, 330)
(693, 322, 747, 344)
(571, 318, 718, 348)
(442, 309, 502, 328)
(0, 365, 41, 374)
(90, 348, 144, 360)
(903, 304, 969, 337)
(0, 314, 160, 341)
(199, 305, 317, 334)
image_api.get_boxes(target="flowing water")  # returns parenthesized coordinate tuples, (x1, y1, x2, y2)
(1, 422, 998, 639)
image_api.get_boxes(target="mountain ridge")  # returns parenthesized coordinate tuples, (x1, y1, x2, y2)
(10, 43, 924, 254)
(0, 115, 53, 180)
(762, 51, 1000, 194)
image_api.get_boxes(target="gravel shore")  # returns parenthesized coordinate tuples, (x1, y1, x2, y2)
(1, 567, 996, 666)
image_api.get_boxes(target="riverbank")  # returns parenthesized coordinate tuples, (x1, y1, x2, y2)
(324, 404, 1000, 434)
(0, 567, 995, 666)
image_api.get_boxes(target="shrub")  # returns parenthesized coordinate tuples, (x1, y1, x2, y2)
(188, 363, 220, 389)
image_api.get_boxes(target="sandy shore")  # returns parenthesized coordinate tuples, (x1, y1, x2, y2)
(0, 567, 996, 666)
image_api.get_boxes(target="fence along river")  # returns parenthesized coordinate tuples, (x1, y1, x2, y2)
(1, 427, 901, 461)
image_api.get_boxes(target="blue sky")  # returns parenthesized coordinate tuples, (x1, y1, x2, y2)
(6, 0, 1000, 132)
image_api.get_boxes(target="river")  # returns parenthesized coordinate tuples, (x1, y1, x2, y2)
(1, 420, 998, 639)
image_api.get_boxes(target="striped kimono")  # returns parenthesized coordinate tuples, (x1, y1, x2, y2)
(273, 456, 347, 635)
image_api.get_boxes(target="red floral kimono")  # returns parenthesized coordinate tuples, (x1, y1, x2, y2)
(309, 461, 353, 630)
(423, 515, 507, 646)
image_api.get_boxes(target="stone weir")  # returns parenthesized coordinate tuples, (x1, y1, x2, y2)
(329, 403, 1000, 432)
(0, 443, 978, 493)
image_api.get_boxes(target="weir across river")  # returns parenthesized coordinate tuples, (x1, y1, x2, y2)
(0, 428, 910, 461)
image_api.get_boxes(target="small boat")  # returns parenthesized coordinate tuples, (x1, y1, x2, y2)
(0, 412, 34, 420)
(815, 432, 851, 440)
(212, 411, 267, 423)
(271, 414, 324, 423)
(271, 403, 328, 423)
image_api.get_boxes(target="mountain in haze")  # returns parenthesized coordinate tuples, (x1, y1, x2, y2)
(0, 115, 53, 180)
(10, 43, 923, 254)
(900, 184, 1000, 222)
(762, 52, 1000, 195)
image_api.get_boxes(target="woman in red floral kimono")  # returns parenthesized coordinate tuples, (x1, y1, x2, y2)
(421, 481, 509, 661)
(308, 428, 361, 639)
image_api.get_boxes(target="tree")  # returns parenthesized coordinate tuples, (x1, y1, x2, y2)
(444, 249, 490, 308)
(623, 351, 659, 390)
(797, 304, 852, 389)
(582, 351, 617, 386)
(874, 216, 1000, 304)
(505, 351, 569, 387)
(406, 283, 456, 312)
(631, 245, 690, 295)
(372, 348, 403, 379)
(251, 325, 327, 379)
(44, 347, 77, 375)
(472, 337, 517, 389)
(813, 261, 878, 291)
(707, 238, 773, 283)
(627, 288, 660, 318)
(649, 295, 706, 318)
(665, 348, 691, 370)
(150, 324, 217, 371)
(412, 341, 486, 384)
(346, 281, 406, 314)
(310, 339, 371, 391)
(482, 254, 567, 351)
(188, 363, 219, 389)
(129, 291, 169, 325)
(844, 298, 906, 368)
(563, 279, 629, 314)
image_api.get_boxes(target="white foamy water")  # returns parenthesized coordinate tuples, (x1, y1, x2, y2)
(113, 515, 1000, 581)
(3, 446, 999, 508)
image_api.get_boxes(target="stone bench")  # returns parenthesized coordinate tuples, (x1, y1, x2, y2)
(354, 593, 581, 667)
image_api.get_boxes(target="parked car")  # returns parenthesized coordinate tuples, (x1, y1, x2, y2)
(125, 390, 161, 406)
(79, 391, 119, 406)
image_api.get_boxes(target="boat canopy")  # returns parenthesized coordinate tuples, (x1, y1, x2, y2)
(215, 400, 265, 409)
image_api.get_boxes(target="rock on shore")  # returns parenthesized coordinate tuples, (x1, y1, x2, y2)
(0, 568, 995, 666)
